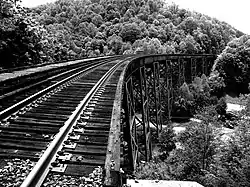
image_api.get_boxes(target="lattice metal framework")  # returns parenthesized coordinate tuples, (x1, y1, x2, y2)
(191, 58, 197, 80)
(123, 55, 216, 171)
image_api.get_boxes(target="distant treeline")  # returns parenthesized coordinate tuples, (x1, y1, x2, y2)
(1, 0, 250, 94)
(0, 0, 243, 69)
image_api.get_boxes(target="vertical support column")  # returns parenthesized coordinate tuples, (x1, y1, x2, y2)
(153, 62, 162, 136)
(139, 66, 152, 162)
(178, 58, 181, 86)
(124, 78, 138, 171)
(207, 57, 214, 76)
(185, 58, 192, 84)
(178, 58, 186, 86)
(191, 58, 196, 80)
(166, 60, 173, 121)
(202, 57, 206, 75)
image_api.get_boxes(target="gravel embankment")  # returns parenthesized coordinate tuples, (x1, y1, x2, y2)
(0, 159, 35, 187)
(42, 166, 103, 187)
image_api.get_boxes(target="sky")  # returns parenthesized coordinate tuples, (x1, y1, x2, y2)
(21, 0, 250, 35)
(21, 0, 56, 8)
(165, 0, 250, 35)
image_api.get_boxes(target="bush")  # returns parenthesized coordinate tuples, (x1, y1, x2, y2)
(135, 159, 174, 180)
(0, 1, 47, 68)
(172, 96, 194, 118)
(136, 106, 250, 186)
(171, 82, 194, 118)
(214, 35, 250, 94)
(215, 97, 227, 115)
(158, 126, 176, 161)
(171, 75, 218, 119)
(189, 75, 212, 110)
(246, 97, 250, 113)
(215, 118, 250, 187)
(208, 71, 226, 97)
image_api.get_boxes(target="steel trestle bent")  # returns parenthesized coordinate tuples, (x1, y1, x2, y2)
(122, 54, 216, 176)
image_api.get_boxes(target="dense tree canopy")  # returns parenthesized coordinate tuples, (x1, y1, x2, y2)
(214, 35, 250, 94)
(0, 0, 245, 69)
(33, 0, 243, 58)
(0, 0, 47, 68)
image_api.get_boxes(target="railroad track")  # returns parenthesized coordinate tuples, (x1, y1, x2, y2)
(0, 56, 132, 187)
(0, 56, 121, 112)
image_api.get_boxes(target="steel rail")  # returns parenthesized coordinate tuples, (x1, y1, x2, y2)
(20, 58, 127, 187)
(0, 56, 111, 74)
(0, 56, 124, 99)
(0, 59, 103, 100)
(0, 57, 121, 121)
(0, 57, 106, 96)
(104, 59, 130, 186)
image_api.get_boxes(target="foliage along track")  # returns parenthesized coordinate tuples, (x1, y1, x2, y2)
(0, 56, 130, 187)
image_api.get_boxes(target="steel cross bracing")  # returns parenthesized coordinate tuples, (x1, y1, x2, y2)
(122, 54, 215, 172)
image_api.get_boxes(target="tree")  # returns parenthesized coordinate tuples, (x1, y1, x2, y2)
(13, 0, 242, 69)
(0, 0, 47, 68)
(214, 35, 250, 94)
(120, 23, 141, 43)
(208, 70, 225, 97)
(158, 126, 176, 161)
(215, 97, 227, 116)
(107, 34, 123, 54)
(137, 4, 150, 20)
(176, 119, 217, 182)
(189, 76, 212, 110)
(179, 17, 198, 34)
(179, 34, 200, 54)
(179, 82, 193, 100)
(0, 0, 21, 18)
(78, 22, 89, 36)
(88, 22, 98, 38)
(216, 117, 250, 186)
(172, 82, 194, 118)
(92, 14, 103, 27)
(147, 38, 162, 54)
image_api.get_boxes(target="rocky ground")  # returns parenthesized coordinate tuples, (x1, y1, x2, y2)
(0, 159, 35, 187)
(42, 167, 103, 187)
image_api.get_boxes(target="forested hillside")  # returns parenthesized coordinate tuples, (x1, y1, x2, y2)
(32, 0, 242, 59)
(0, 0, 244, 69)
(213, 35, 250, 94)
(0, 0, 46, 68)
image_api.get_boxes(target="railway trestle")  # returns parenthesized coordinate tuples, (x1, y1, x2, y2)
(0, 54, 216, 187)
(104, 54, 216, 186)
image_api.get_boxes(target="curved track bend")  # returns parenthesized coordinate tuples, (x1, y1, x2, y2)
(0, 56, 133, 187)
(0, 56, 119, 112)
